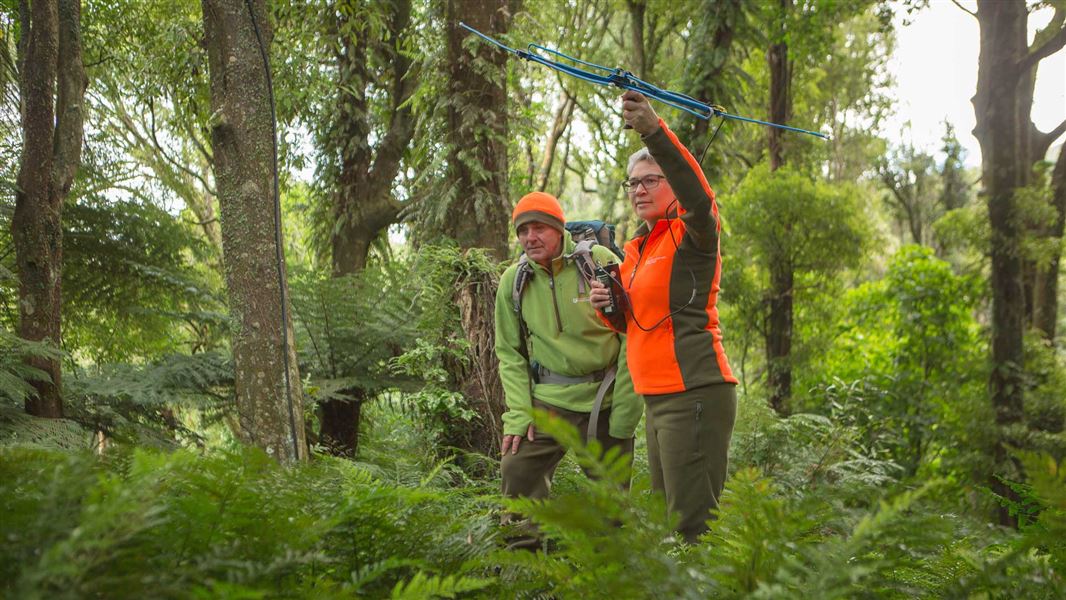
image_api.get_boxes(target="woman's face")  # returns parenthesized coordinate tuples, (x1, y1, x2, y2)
(627, 160, 674, 225)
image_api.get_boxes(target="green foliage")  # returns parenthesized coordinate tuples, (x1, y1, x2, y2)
(725, 164, 874, 400)
(4, 397, 1066, 599)
(389, 571, 491, 599)
(486, 408, 1066, 599)
(1021, 332, 1066, 457)
(57, 195, 222, 363)
(388, 244, 504, 453)
(731, 164, 872, 276)
(391, 338, 477, 425)
(0, 330, 60, 406)
(0, 406, 97, 452)
(806, 246, 987, 476)
(0, 443, 497, 599)
(290, 262, 422, 401)
(732, 393, 903, 502)
(64, 351, 234, 447)
(5, 0, 1065, 596)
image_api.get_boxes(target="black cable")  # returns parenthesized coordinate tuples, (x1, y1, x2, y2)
(244, 0, 300, 460)
(697, 116, 725, 167)
(610, 199, 697, 333)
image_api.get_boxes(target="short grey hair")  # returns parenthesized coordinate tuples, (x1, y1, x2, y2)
(626, 148, 658, 176)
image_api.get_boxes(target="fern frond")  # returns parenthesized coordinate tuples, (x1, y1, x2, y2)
(389, 571, 490, 599)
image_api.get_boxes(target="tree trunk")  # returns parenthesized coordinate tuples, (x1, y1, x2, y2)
(680, 0, 741, 152)
(202, 0, 307, 462)
(767, 0, 791, 172)
(442, 0, 512, 260)
(766, 260, 793, 415)
(13, 0, 86, 418)
(320, 0, 418, 456)
(440, 259, 506, 461)
(972, 0, 1037, 526)
(626, 0, 647, 78)
(765, 0, 792, 415)
(319, 389, 365, 457)
(1034, 151, 1066, 343)
(436, 2, 513, 457)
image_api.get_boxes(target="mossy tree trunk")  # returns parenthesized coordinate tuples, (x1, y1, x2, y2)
(972, 0, 1066, 525)
(13, 0, 86, 418)
(441, 260, 505, 460)
(329, 0, 417, 276)
(442, 0, 512, 259)
(202, 0, 307, 462)
(678, 0, 743, 166)
(438, 2, 514, 456)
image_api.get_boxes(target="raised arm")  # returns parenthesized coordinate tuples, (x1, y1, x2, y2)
(622, 90, 719, 252)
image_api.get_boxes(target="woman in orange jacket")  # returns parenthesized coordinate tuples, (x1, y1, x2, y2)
(591, 90, 738, 543)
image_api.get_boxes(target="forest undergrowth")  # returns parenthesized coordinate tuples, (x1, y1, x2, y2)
(3, 393, 1064, 599)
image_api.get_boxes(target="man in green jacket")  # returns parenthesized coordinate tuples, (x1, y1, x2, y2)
(495, 192, 642, 517)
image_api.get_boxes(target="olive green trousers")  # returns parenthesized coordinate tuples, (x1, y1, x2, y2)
(501, 400, 634, 500)
(645, 383, 737, 543)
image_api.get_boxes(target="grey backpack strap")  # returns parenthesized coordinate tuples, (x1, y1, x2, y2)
(567, 240, 598, 295)
(585, 364, 617, 441)
(511, 256, 537, 389)
(512, 255, 533, 314)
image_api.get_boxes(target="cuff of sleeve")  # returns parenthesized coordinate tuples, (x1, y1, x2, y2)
(502, 413, 532, 437)
(595, 308, 626, 333)
(641, 118, 669, 142)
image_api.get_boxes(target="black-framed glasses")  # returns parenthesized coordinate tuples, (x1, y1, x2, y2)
(622, 174, 667, 194)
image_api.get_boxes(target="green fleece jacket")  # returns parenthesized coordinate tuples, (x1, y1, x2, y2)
(494, 234, 643, 438)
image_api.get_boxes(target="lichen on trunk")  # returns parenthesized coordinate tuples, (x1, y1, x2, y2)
(202, 0, 307, 462)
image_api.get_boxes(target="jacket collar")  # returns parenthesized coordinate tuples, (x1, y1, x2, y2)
(633, 203, 682, 239)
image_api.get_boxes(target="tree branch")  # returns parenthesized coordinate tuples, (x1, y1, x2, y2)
(1018, 20, 1066, 75)
(51, 0, 87, 195)
(1035, 118, 1066, 159)
(950, 0, 976, 18)
(368, 0, 416, 205)
(535, 89, 575, 191)
(146, 97, 218, 196)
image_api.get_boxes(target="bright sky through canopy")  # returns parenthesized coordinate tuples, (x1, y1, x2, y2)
(886, 0, 1065, 167)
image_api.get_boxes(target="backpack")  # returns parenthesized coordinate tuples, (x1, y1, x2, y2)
(565, 220, 624, 260)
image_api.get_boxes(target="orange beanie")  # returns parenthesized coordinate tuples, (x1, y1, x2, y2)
(512, 192, 565, 233)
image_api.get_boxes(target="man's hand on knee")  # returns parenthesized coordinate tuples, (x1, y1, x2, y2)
(501, 424, 535, 455)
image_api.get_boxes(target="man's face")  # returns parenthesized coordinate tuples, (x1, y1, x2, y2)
(517, 221, 564, 267)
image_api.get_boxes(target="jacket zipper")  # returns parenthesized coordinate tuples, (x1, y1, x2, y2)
(629, 228, 656, 289)
(548, 270, 563, 333)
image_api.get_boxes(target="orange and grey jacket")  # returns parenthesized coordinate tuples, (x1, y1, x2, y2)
(607, 119, 737, 395)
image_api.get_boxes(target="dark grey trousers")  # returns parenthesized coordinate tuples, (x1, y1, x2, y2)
(645, 383, 737, 543)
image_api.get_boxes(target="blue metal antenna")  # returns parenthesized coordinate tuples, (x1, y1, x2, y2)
(458, 22, 830, 140)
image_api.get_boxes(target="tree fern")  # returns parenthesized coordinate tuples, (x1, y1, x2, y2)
(0, 329, 60, 406)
